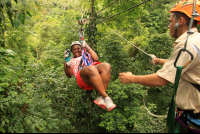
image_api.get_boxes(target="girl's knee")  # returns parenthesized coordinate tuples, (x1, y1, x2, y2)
(102, 63, 111, 71)
(86, 66, 98, 75)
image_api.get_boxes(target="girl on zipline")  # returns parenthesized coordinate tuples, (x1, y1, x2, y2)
(64, 40, 116, 111)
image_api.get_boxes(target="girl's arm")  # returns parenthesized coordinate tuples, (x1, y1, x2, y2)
(64, 61, 73, 78)
(88, 48, 99, 62)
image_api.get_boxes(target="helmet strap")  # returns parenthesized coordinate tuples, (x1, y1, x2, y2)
(174, 13, 179, 39)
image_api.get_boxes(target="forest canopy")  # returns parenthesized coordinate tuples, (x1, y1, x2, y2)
(0, 0, 193, 133)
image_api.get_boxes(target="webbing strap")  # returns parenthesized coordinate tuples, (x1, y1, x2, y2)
(175, 122, 180, 133)
(190, 83, 200, 92)
(165, 66, 183, 133)
(82, 51, 91, 66)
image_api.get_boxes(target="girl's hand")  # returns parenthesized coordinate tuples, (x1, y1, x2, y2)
(64, 49, 73, 66)
(81, 41, 91, 51)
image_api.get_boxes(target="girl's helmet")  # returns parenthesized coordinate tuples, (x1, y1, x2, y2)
(71, 41, 81, 47)
(71, 41, 81, 50)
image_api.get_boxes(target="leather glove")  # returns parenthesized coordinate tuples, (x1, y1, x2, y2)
(81, 40, 91, 51)
(148, 54, 157, 66)
(64, 49, 73, 66)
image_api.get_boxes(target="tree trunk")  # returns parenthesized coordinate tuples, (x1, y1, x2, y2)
(89, 0, 95, 48)
(0, 26, 5, 47)
(0, 8, 5, 47)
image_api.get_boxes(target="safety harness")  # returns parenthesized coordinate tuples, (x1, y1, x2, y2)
(78, 27, 93, 71)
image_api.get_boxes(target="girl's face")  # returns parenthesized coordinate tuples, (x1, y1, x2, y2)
(71, 44, 82, 58)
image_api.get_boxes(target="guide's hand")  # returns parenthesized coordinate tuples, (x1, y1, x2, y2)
(64, 49, 72, 66)
(148, 54, 157, 66)
(119, 72, 133, 84)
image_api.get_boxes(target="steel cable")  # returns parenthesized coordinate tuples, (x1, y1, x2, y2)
(96, 0, 120, 14)
(95, 0, 151, 25)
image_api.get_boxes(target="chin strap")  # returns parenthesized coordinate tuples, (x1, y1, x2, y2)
(174, 13, 180, 39)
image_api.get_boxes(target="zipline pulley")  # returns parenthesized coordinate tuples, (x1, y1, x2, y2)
(78, 18, 89, 26)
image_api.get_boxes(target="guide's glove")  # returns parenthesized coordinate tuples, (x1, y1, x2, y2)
(148, 54, 157, 66)
(64, 49, 73, 66)
(81, 40, 91, 51)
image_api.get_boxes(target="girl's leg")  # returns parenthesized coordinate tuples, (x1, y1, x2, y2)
(79, 65, 108, 98)
(80, 63, 116, 111)
(93, 63, 111, 93)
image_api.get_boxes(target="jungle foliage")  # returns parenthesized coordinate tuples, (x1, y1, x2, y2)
(0, 0, 188, 133)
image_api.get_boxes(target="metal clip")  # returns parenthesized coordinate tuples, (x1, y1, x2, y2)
(174, 49, 194, 69)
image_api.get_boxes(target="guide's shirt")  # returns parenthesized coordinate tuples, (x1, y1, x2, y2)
(156, 27, 200, 113)
(70, 56, 82, 78)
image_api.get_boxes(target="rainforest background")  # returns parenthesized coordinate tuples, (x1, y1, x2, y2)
(0, 0, 197, 133)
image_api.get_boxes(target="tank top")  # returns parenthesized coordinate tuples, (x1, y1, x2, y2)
(70, 56, 82, 78)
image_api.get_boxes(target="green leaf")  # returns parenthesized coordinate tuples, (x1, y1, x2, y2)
(0, 87, 5, 92)
(2, 58, 10, 64)
(19, 13, 25, 25)
(0, 14, 5, 22)
(5, 0, 11, 8)
(10, 91, 17, 97)
(0, 1, 5, 7)
(14, 18, 19, 29)
(0, 124, 5, 133)
(20, 0, 26, 4)
(5, 119, 9, 124)
(0, 27, 3, 35)
(2, 121, 5, 127)
(14, 0, 18, 3)
(26, 11, 31, 17)
(0, 104, 3, 111)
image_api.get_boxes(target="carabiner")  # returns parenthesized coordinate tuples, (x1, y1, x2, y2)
(79, 27, 84, 41)
(174, 48, 193, 69)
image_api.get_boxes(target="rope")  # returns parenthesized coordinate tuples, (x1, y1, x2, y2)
(101, 20, 148, 56)
(143, 61, 167, 118)
(101, 19, 167, 118)
(143, 89, 167, 118)
(143, 77, 167, 118)
(95, 0, 151, 25)
(96, 0, 120, 14)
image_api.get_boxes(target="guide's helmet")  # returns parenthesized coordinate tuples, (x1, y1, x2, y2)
(170, 0, 200, 25)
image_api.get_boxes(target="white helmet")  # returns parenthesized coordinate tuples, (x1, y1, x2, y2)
(71, 41, 81, 47)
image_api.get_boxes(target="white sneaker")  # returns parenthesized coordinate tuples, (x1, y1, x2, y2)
(104, 97, 116, 111)
(94, 96, 106, 109)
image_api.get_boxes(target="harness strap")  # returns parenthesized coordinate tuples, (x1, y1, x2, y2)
(165, 66, 183, 133)
(175, 122, 180, 133)
(175, 110, 200, 133)
(78, 49, 93, 71)
(190, 82, 200, 92)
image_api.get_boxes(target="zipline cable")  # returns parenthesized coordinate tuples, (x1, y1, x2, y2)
(95, 0, 151, 25)
(96, 0, 120, 14)
(101, 19, 167, 118)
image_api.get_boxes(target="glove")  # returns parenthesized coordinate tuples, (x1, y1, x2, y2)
(81, 40, 91, 51)
(64, 49, 73, 66)
(148, 54, 157, 66)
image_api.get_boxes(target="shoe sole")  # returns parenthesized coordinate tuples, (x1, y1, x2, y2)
(107, 104, 116, 111)
(94, 100, 106, 109)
